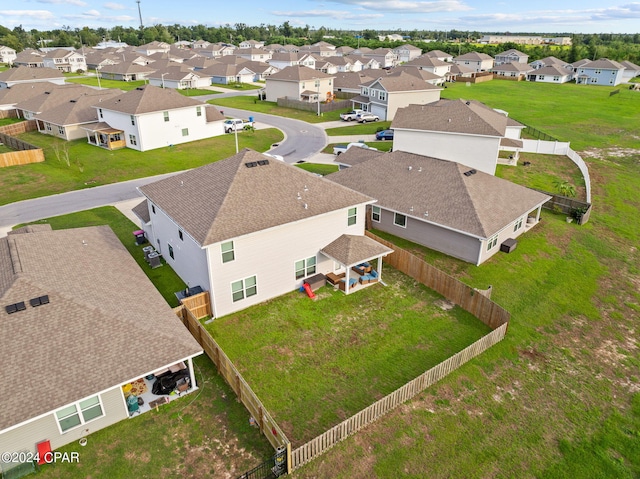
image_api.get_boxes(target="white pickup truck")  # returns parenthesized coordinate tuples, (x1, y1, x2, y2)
(224, 118, 255, 133)
(339, 109, 363, 121)
(333, 142, 378, 156)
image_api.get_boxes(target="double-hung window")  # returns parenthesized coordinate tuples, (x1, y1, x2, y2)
(232, 276, 257, 302)
(295, 256, 316, 280)
(347, 207, 357, 226)
(55, 396, 104, 433)
(487, 234, 498, 250)
(221, 241, 234, 263)
(372, 205, 381, 222)
(394, 212, 407, 228)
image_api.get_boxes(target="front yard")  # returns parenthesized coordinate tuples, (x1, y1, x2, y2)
(205, 267, 491, 447)
(0, 128, 283, 206)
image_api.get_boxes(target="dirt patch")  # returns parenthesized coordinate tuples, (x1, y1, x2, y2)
(580, 147, 640, 160)
(435, 299, 455, 311)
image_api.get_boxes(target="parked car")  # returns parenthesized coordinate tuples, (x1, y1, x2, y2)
(375, 129, 394, 141)
(340, 109, 364, 121)
(357, 113, 380, 123)
(224, 118, 255, 133)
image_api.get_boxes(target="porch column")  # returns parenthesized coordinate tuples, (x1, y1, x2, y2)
(535, 205, 542, 222)
(345, 266, 352, 295)
(377, 256, 383, 281)
(188, 357, 197, 389)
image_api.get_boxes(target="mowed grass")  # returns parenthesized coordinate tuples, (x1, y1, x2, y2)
(35, 355, 273, 479)
(207, 95, 349, 123)
(441, 80, 640, 150)
(0, 128, 283, 206)
(324, 121, 392, 136)
(295, 162, 339, 176)
(205, 267, 491, 446)
(65, 77, 146, 91)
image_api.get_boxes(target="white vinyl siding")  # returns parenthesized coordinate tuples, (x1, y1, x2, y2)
(55, 395, 104, 433)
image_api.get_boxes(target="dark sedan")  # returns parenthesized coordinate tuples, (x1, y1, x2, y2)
(375, 129, 394, 141)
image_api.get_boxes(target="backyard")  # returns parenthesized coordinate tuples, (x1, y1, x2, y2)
(0, 128, 283, 205)
(205, 266, 492, 447)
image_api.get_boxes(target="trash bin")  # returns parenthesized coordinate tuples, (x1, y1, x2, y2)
(249, 116, 254, 123)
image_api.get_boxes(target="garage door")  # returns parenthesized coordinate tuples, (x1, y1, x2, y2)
(371, 104, 387, 120)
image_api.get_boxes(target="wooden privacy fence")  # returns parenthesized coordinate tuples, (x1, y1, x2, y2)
(533, 189, 592, 225)
(0, 120, 37, 136)
(0, 120, 43, 168)
(174, 305, 290, 452)
(367, 232, 510, 330)
(179, 291, 211, 319)
(292, 322, 507, 469)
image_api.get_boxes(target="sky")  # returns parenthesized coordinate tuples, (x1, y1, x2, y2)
(2, 0, 640, 34)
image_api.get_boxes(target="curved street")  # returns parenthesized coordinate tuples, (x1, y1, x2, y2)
(0, 104, 329, 234)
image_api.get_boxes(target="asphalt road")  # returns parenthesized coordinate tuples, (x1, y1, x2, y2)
(0, 101, 328, 232)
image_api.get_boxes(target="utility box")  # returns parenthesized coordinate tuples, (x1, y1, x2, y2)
(500, 238, 517, 253)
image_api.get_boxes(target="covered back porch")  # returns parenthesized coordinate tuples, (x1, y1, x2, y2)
(83, 122, 126, 150)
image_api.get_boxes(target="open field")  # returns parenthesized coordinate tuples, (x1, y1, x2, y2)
(207, 95, 349, 123)
(441, 80, 640, 150)
(293, 156, 640, 478)
(0, 128, 283, 206)
(205, 267, 491, 447)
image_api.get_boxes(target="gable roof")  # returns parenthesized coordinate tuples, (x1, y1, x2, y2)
(392, 99, 507, 137)
(0, 65, 65, 82)
(496, 49, 528, 58)
(532, 65, 572, 76)
(14, 84, 97, 114)
(96, 84, 203, 115)
(35, 89, 122, 126)
(404, 55, 449, 68)
(0, 82, 54, 106)
(363, 72, 442, 92)
(579, 58, 625, 70)
(425, 50, 452, 59)
(0, 226, 202, 432)
(267, 65, 333, 82)
(333, 71, 376, 90)
(454, 52, 494, 62)
(139, 149, 374, 246)
(327, 151, 550, 238)
(320, 234, 393, 266)
(492, 62, 534, 73)
(99, 62, 156, 75)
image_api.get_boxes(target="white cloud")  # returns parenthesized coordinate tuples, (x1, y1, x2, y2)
(37, 0, 87, 6)
(103, 2, 127, 10)
(0, 9, 55, 20)
(61, 11, 134, 22)
(324, 0, 471, 13)
(270, 9, 384, 20)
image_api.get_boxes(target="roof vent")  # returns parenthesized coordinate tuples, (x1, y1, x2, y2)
(136, 87, 145, 90)
(463, 169, 477, 176)
(466, 101, 471, 105)
(257, 159, 269, 166)
(424, 211, 429, 217)
(408, 166, 412, 171)
(245, 162, 258, 168)
(304, 203, 308, 209)
(448, 118, 451, 122)
(30, 295, 49, 307)
(5, 301, 26, 314)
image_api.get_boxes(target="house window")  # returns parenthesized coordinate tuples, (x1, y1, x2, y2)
(514, 216, 524, 232)
(609, 79, 614, 84)
(196, 106, 202, 117)
(182, 128, 189, 137)
(151, 204, 156, 214)
(163, 111, 170, 122)
(58, 126, 64, 135)
(130, 115, 135, 125)
(592, 78, 598, 84)
(221, 241, 234, 263)
(362, 87, 369, 96)
(168, 244, 174, 259)
(55, 395, 104, 433)
(295, 256, 317, 280)
(231, 276, 257, 302)
(98, 108, 103, 119)
(347, 207, 357, 226)
(45, 123, 52, 131)
(487, 234, 498, 251)
(379, 91, 387, 101)
(372, 205, 381, 222)
(553, 76, 560, 81)
(594, 69, 601, 74)
(178, 229, 183, 241)
(129, 134, 137, 146)
(394, 213, 407, 228)
(538, 75, 545, 80)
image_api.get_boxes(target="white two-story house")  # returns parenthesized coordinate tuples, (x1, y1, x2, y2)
(136, 149, 391, 318)
(87, 85, 224, 151)
(42, 49, 87, 73)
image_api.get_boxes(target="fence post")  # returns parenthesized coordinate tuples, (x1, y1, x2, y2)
(287, 442, 292, 474)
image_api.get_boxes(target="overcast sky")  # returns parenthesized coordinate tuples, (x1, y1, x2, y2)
(2, 0, 640, 34)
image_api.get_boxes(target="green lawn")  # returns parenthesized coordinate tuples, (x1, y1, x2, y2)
(295, 163, 339, 175)
(205, 266, 491, 446)
(35, 355, 273, 479)
(223, 82, 263, 90)
(324, 121, 392, 136)
(207, 96, 349, 123)
(0, 117, 23, 127)
(0, 129, 283, 206)
(441, 80, 640, 150)
(65, 77, 146, 91)
(0, 145, 13, 154)
(178, 88, 223, 96)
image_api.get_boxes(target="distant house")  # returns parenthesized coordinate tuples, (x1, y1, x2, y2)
(99, 62, 156, 82)
(447, 63, 477, 81)
(403, 55, 451, 77)
(620, 60, 640, 80)
(147, 66, 212, 89)
(492, 62, 534, 78)
(453, 52, 494, 72)
(327, 150, 550, 265)
(327, 56, 363, 73)
(0, 66, 65, 88)
(393, 44, 423, 63)
(198, 43, 236, 59)
(425, 50, 453, 62)
(42, 49, 87, 73)
(135, 41, 171, 56)
(85, 85, 224, 151)
(235, 48, 272, 62)
(526, 65, 572, 83)
(13, 84, 96, 120)
(13, 48, 45, 68)
(350, 71, 442, 121)
(0, 45, 17, 65)
(494, 49, 529, 65)
(136, 149, 391, 317)
(333, 72, 375, 95)
(239, 39, 265, 49)
(264, 65, 334, 103)
(529, 56, 570, 70)
(0, 225, 202, 462)
(199, 63, 256, 85)
(391, 99, 523, 175)
(0, 82, 53, 115)
(362, 48, 398, 68)
(574, 59, 626, 86)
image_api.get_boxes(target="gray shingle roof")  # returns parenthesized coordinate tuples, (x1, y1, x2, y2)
(454, 52, 494, 62)
(320, 234, 393, 266)
(492, 62, 534, 73)
(580, 58, 625, 70)
(15, 84, 97, 114)
(267, 65, 333, 82)
(0, 65, 64, 82)
(404, 56, 449, 68)
(0, 82, 54, 106)
(96, 84, 203, 114)
(363, 72, 442, 92)
(0, 226, 202, 431)
(139, 149, 374, 246)
(392, 99, 507, 137)
(531, 65, 572, 76)
(35, 89, 122, 126)
(327, 151, 550, 238)
(132, 199, 151, 223)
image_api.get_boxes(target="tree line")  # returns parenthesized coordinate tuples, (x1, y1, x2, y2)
(1, 23, 639, 63)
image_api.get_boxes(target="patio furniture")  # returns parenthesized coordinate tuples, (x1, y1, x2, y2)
(339, 277, 358, 291)
(352, 262, 372, 275)
(326, 272, 345, 285)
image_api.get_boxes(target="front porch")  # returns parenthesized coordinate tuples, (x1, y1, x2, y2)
(83, 122, 126, 150)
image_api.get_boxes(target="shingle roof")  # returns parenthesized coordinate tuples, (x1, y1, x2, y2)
(0, 65, 64, 82)
(333, 72, 376, 90)
(139, 149, 374, 246)
(404, 56, 449, 68)
(449, 63, 476, 75)
(454, 52, 494, 62)
(532, 65, 572, 76)
(327, 151, 550, 238)
(335, 147, 385, 167)
(392, 99, 507, 137)
(0, 226, 202, 431)
(267, 65, 333, 82)
(580, 58, 625, 70)
(492, 62, 534, 73)
(35, 89, 122, 126)
(0, 82, 54, 106)
(132, 199, 151, 223)
(96, 84, 203, 115)
(363, 72, 442, 92)
(15, 84, 97, 114)
(497, 49, 527, 57)
(620, 60, 640, 72)
(425, 50, 451, 59)
(320, 234, 393, 266)
(99, 62, 156, 75)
